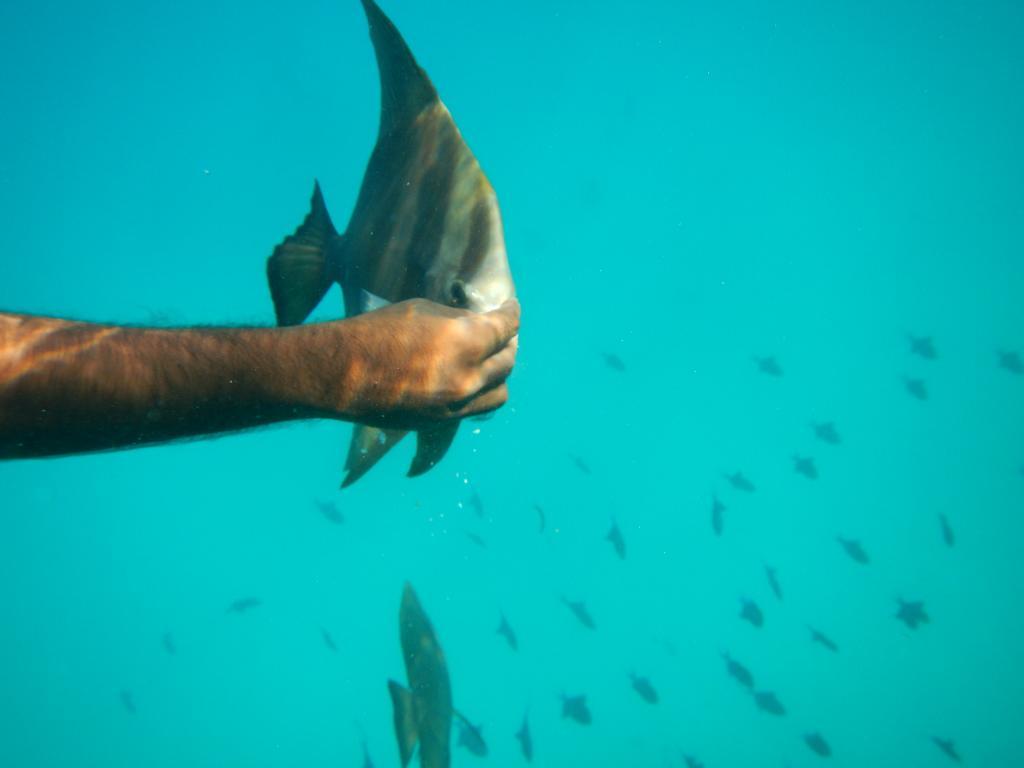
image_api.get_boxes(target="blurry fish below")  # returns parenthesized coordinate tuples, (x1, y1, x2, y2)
(809, 627, 839, 653)
(998, 349, 1023, 374)
(467, 489, 485, 518)
(904, 377, 928, 401)
(683, 755, 704, 768)
(896, 598, 930, 630)
(226, 597, 262, 614)
(754, 355, 783, 376)
(515, 713, 533, 762)
(463, 531, 487, 550)
(560, 693, 592, 725)
(939, 513, 955, 548)
(496, 612, 518, 651)
(908, 334, 937, 360)
(753, 690, 786, 716)
(602, 352, 626, 372)
(561, 597, 596, 630)
(119, 690, 136, 714)
(725, 471, 756, 492)
(805, 731, 832, 757)
(569, 454, 592, 475)
(792, 455, 818, 479)
(321, 627, 338, 653)
(932, 736, 963, 763)
(264, 0, 516, 487)
(739, 598, 764, 628)
(316, 500, 344, 524)
(605, 519, 626, 559)
(628, 672, 659, 704)
(533, 504, 546, 533)
(764, 565, 783, 601)
(722, 652, 755, 689)
(161, 631, 176, 655)
(837, 536, 870, 564)
(711, 496, 725, 536)
(812, 421, 842, 445)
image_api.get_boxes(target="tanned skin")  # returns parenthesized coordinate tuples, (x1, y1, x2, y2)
(0, 298, 519, 459)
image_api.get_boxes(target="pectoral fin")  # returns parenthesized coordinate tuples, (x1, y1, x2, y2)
(387, 680, 419, 768)
(409, 423, 459, 477)
(342, 425, 408, 488)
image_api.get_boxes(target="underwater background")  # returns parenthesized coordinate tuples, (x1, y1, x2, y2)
(1, 0, 1023, 765)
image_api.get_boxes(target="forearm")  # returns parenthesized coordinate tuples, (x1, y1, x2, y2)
(0, 313, 330, 458)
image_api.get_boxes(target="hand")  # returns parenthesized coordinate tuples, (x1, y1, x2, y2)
(305, 298, 520, 430)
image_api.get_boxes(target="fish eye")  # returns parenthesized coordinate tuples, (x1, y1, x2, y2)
(449, 279, 468, 307)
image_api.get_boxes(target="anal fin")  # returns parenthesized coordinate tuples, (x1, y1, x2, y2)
(408, 423, 459, 477)
(387, 680, 419, 768)
(342, 425, 408, 488)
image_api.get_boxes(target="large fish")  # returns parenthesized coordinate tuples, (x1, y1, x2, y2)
(266, 0, 515, 486)
(388, 583, 483, 768)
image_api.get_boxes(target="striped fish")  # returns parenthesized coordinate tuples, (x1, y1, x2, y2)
(266, 0, 515, 486)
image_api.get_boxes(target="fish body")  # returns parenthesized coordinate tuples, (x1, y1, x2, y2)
(809, 627, 839, 653)
(606, 519, 626, 559)
(725, 471, 755, 493)
(683, 756, 704, 768)
(534, 504, 546, 533)
(570, 454, 592, 475)
(468, 490, 485, 518)
(837, 537, 869, 565)
(740, 598, 764, 628)
(496, 613, 518, 651)
(939, 514, 955, 547)
(265, 0, 515, 487)
(904, 377, 928, 401)
(120, 690, 136, 714)
(805, 731, 832, 757)
(896, 598, 929, 630)
(711, 496, 725, 536)
(765, 565, 783, 601)
(908, 335, 937, 359)
(602, 352, 626, 372)
(932, 737, 962, 763)
(998, 349, 1023, 374)
(722, 652, 754, 689)
(793, 455, 818, 479)
(388, 584, 454, 768)
(753, 690, 785, 716)
(515, 714, 533, 762)
(321, 627, 338, 653)
(226, 597, 262, 614)
(562, 598, 596, 630)
(317, 500, 344, 524)
(755, 356, 783, 376)
(560, 694, 592, 725)
(162, 631, 176, 655)
(629, 673, 659, 704)
(812, 421, 841, 445)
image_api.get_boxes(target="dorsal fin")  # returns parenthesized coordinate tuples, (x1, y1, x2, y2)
(360, 0, 439, 137)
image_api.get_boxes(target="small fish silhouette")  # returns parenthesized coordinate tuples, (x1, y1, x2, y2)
(560, 693, 592, 725)
(515, 713, 533, 762)
(754, 356, 783, 376)
(226, 597, 262, 614)
(739, 598, 764, 628)
(811, 421, 841, 445)
(569, 454, 592, 475)
(496, 613, 518, 651)
(722, 651, 755, 689)
(938, 514, 955, 548)
(606, 519, 626, 559)
(602, 352, 626, 372)
(895, 598, 929, 630)
(809, 626, 839, 653)
(534, 504, 546, 533)
(908, 334, 937, 360)
(998, 349, 1023, 374)
(316, 500, 344, 524)
(561, 598, 596, 630)
(629, 672, 659, 704)
(793, 455, 818, 479)
(683, 756, 704, 768)
(837, 536, 870, 564)
(904, 377, 928, 401)
(162, 631, 176, 655)
(120, 690, 136, 714)
(804, 731, 831, 757)
(468, 489, 485, 518)
(711, 496, 725, 536)
(455, 716, 488, 757)
(753, 690, 785, 716)
(725, 471, 756, 493)
(321, 627, 338, 653)
(932, 736, 962, 763)
(764, 565, 783, 601)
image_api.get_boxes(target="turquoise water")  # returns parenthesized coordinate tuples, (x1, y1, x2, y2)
(2, 0, 1023, 765)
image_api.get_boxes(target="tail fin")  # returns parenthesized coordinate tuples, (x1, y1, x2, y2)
(267, 181, 337, 326)
(408, 423, 459, 477)
(387, 680, 418, 768)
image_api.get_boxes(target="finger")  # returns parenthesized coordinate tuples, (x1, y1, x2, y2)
(478, 335, 518, 390)
(475, 298, 520, 358)
(452, 383, 509, 419)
